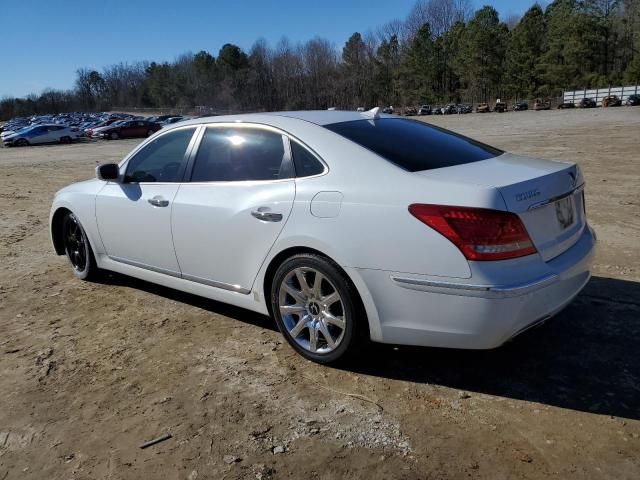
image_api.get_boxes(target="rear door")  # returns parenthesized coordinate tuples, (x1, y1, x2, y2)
(171, 124, 295, 293)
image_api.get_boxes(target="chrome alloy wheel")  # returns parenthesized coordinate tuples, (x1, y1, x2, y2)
(278, 267, 347, 354)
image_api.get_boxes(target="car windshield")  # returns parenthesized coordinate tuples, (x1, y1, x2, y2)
(324, 118, 502, 172)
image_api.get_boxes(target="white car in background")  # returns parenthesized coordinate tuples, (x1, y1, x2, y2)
(3, 124, 79, 146)
(49, 109, 595, 364)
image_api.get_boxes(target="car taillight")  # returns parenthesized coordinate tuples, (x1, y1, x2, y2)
(408, 204, 537, 261)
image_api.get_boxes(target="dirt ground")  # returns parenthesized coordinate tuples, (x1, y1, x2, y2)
(1, 108, 639, 480)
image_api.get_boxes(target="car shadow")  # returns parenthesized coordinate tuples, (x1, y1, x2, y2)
(345, 275, 640, 420)
(95, 272, 639, 420)
(94, 271, 277, 332)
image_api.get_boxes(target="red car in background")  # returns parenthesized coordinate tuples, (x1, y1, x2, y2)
(100, 120, 162, 140)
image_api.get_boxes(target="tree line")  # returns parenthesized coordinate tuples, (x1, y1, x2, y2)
(1, 0, 639, 120)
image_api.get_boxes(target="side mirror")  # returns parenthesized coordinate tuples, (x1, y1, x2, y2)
(96, 163, 120, 181)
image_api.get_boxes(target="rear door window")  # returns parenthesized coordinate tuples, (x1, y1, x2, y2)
(324, 118, 502, 172)
(190, 127, 290, 182)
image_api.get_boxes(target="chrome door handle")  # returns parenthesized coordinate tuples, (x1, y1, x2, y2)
(148, 196, 169, 207)
(251, 209, 283, 222)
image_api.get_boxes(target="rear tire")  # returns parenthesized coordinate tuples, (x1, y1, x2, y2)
(147, 129, 155, 137)
(270, 253, 363, 364)
(60, 136, 72, 144)
(110, 132, 119, 140)
(62, 212, 99, 281)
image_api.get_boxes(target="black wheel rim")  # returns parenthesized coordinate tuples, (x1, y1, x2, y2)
(64, 214, 87, 272)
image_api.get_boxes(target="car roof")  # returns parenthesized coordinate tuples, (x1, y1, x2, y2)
(176, 110, 395, 129)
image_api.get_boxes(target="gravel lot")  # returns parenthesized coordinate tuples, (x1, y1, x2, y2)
(1, 108, 639, 479)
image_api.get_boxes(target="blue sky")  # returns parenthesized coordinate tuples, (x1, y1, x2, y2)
(1, 0, 546, 98)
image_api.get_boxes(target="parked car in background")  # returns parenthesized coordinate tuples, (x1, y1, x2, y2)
(578, 98, 596, 108)
(356, 107, 365, 112)
(100, 120, 162, 140)
(625, 94, 640, 106)
(494, 101, 507, 113)
(160, 116, 185, 126)
(602, 95, 622, 107)
(382, 106, 394, 114)
(513, 101, 528, 111)
(534, 98, 551, 110)
(403, 107, 417, 116)
(456, 104, 472, 114)
(432, 106, 442, 115)
(442, 104, 457, 114)
(50, 109, 595, 364)
(85, 119, 120, 137)
(418, 105, 432, 115)
(3, 124, 79, 147)
(557, 101, 575, 109)
(476, 103, 490, 113)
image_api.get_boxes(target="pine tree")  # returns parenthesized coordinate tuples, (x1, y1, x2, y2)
(505, 4, 545, 98)
(401, 23, 437, 103)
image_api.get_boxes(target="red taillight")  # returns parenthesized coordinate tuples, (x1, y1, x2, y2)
(408, 204, 537, 261)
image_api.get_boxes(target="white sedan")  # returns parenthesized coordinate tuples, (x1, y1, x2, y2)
(49, 109, 595, 363)
(3, 124, 79, 146)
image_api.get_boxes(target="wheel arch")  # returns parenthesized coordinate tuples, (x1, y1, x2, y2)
(51, 207, 71, 255)
(262, 246, 375, 341)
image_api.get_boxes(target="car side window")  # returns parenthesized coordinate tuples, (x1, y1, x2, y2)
(124, 127, 196, 183)
(290, 140, 325, 177)
(191, 127, 290, 182)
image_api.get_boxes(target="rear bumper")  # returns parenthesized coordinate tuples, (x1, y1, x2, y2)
(358, 225, 596, 349)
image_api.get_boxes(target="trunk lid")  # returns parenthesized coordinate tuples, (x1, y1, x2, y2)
(418, 153, 586, 261)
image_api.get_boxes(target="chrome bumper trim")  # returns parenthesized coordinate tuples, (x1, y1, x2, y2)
(390, 273, 559, 298)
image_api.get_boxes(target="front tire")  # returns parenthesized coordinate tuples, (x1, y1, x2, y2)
(271, 254, 362, 364)
(62, 212, 98, 280)
(110, 132, 119, 140)
(15, 138, 29, 147)
(147, 129, 155, 137)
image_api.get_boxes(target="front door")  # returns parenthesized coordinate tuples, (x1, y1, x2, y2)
(172, 125, 295, 293)
(95, 126, 197, 274)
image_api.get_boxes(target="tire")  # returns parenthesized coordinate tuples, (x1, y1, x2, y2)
(62, 212, 99, 281)
(270, 253, 363, 364)
(60, 136, 72, 144)
(15, 138, 29, 147)
(147, 129, 155, 137)
(110, 132, 119, 140)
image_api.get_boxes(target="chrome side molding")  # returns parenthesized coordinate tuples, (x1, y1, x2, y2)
(108, 255, 250, 294)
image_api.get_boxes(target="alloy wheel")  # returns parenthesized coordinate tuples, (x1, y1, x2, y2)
(278, 267, 346, 354)
(64, 214, 87, 272)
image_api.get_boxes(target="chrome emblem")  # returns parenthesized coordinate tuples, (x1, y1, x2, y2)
(308, 302, 320, 316)
(515, 188, 541, 202)
(555, 196, 574, 229)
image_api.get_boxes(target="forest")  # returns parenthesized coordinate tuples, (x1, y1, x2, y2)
(1, 0, 639, 119)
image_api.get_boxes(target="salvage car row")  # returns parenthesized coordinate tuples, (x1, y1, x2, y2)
(381, 94, 640, 116)
(1, 113, 190, 147)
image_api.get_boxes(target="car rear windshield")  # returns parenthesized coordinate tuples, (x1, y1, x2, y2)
(324, 118, 502, 172)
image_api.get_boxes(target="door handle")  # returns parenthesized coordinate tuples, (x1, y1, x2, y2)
(148, 196, 169, 207)
(251, 208, 283, 222)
